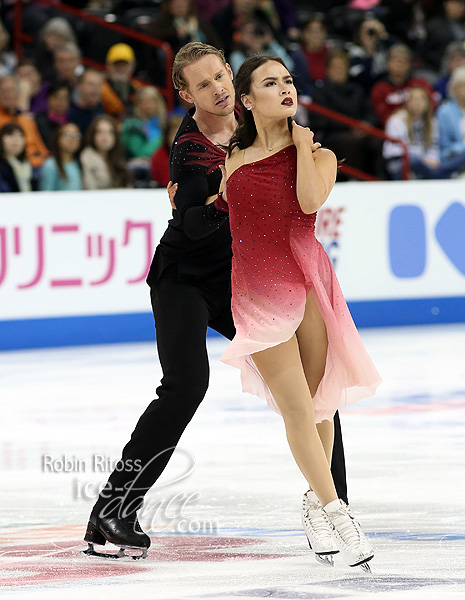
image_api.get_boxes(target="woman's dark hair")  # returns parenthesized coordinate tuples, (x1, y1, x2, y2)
(228, 55, 288, 156)
(0, 122, 27, 162)
(302, 12, 327, 32)
(46, 79, 71, 99)
(51, 123, 81, 181)
(85, 114, 131, 187)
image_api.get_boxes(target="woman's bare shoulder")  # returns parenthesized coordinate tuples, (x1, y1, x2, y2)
(225, 146, 245, 174)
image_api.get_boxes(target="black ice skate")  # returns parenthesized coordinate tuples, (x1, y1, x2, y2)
(82, 513, 151, 559)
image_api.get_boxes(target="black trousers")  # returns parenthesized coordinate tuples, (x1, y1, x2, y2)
(91, 271, 348, 519)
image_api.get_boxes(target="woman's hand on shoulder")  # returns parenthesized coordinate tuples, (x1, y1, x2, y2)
(291, 121, 314, 149)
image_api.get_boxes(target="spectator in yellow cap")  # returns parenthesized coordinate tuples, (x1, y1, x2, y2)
(101, 43, 140, 120)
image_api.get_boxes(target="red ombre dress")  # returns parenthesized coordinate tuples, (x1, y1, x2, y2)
(220, 145, 381, 422)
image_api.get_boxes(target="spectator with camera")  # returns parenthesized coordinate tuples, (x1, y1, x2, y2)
(347, 17, 390, 93)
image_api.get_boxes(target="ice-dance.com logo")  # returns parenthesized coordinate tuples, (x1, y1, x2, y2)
(43, 448, 218, 534)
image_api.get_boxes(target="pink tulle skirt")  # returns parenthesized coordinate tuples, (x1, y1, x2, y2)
(221, 222, 381, 422)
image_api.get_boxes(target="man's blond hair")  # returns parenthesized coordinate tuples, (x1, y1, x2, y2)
(172, 42, 227, 91)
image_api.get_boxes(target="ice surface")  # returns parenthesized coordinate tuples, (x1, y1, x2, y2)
(1, 324, 464, 599)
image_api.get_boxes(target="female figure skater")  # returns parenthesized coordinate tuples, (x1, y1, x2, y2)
(217, 55, 381, 571)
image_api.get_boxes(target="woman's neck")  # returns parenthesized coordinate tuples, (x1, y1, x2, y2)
(253, 119, 292, 152)
(5, 152, 21, 162)
(61, 150, 74, 164)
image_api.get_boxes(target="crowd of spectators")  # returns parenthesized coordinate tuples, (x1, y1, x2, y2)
(2, 0, 465, 192)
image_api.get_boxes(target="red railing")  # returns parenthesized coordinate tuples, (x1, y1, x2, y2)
(299, 98, 410, 181)
(14, 0, 174, 110)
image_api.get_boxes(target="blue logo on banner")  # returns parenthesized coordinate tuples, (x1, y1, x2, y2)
(389, 201, 465, 278)
(435, 202, 465, 275)
(389, 205, 426, 277)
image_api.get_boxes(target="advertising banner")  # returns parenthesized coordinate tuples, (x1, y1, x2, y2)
(1, 181, 464, 349)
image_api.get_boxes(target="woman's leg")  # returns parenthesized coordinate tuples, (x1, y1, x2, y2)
(296, 289, 334, 463)
(252, 334, 337, 507)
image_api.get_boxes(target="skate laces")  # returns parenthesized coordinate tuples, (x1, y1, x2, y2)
(329, 506, 361, 548)
(303, 497, 332, 540)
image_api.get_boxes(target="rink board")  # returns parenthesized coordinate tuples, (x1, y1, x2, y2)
(1, 182, 464, 350)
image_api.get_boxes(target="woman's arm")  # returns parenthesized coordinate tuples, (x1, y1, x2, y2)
(292, 122, 337, 214)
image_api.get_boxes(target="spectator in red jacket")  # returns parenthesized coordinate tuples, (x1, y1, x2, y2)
(300, 13, 331, 83)
(151, 114, 183, 187)
(370, 43, 436, 126)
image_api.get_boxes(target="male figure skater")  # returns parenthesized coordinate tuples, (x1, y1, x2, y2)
(83, 42, 348, 559)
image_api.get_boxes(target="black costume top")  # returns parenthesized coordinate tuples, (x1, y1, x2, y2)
(147, 108, 232, 286)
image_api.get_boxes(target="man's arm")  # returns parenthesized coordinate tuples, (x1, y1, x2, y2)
(170, 141, 228, 240)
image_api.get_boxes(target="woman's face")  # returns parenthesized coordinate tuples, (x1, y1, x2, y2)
(59, 123, 81, 154)
(407, 89, 429, 117)
(245, 61, 297, 120)
(169, 0, 191, 18)
(94, 120, 116, 153)
(2, 130, 26, 158)
(302, 20, 326, 50)
(48, 88, 70, 115)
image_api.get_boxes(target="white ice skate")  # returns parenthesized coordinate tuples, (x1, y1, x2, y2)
(323, 499, 374, 573)
(302, 490, 339, 566)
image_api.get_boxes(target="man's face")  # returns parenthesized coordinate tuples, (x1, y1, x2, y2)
(444, 0, 465, 21)
(388, 52, 411, 82)
(180, 54, 235, 116)
(328, 57, 349, 85)
(55, 51, 80, 81)
(0, 78, 19, 112)
(107, 60, 135, 83)
(79, 72, 103, 107)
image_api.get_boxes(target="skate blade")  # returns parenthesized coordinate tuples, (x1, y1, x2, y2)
(81, 542, 148, 560)
(360, 561, 373, 575)
(315, 553, 335, 567)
